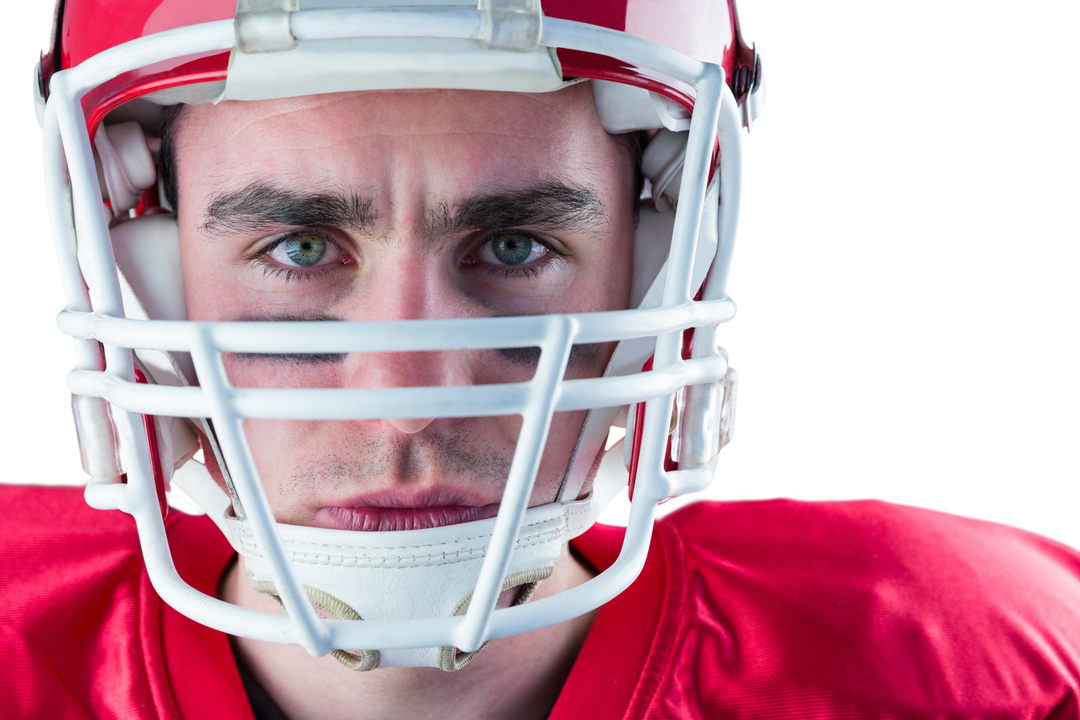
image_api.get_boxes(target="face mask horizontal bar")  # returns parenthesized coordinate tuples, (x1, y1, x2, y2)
(55, 298, 735, 354)
(65, 352, 728, 420)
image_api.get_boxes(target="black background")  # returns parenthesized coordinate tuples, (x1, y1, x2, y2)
(12, 5, 1075, 548)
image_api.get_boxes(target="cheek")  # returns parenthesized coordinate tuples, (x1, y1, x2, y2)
(223, 357, 346, 389)
(180, 233, 234, 322)
(532, 410, 588, 503)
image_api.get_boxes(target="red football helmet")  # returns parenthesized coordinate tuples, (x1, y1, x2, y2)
(38, 0, 762, 669)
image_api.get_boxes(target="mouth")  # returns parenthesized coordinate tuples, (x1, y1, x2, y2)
(315, 488, 501, 532)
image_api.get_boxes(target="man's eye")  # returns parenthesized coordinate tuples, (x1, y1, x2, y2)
(479, 232, 549, 266)
(268, 234, 330, 267)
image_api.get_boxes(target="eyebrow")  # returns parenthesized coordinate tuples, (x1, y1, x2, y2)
(199, 178, 607, 246)
(200, 183, 378, 236)
(426, 180, 608, 246)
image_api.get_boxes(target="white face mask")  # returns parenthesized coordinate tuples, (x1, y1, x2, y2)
(43, 1, 754, 665)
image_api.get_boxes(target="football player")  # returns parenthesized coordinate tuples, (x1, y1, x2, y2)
(3, 0, 1079, 718)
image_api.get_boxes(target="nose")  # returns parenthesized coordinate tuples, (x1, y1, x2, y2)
(342, 246, 474, 435)
(389, 417, 435, 434)
(348, 348, 469, 435)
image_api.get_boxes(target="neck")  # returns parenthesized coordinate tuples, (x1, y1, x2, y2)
(221, 545, 597, 720)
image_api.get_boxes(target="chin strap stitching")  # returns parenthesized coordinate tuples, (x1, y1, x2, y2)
(251, 565, 555, 673)
(251, 579, 380, 672)
(437, 564, 556, 673)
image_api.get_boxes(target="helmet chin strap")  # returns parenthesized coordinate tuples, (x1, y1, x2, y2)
(170, 438, 628, 671)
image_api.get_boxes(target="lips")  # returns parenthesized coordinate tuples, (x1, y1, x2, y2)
(315, 488, 501, 532)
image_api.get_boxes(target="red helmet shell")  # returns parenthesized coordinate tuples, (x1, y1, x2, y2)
(43, 0, 756, 136)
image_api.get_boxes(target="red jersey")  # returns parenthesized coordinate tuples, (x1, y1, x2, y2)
(2, 485, 1079, 719)
(557, 501, 1080, 718)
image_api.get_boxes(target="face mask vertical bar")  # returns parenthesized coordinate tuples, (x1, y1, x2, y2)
(42, 99, 101, 374)
(189, 325, 331, 657)
(702, 82, 743, 303)
(636, 67, 724, 509)
(454, 315, 576, 654)
(660, 64, 725, 304)
(44, 17, 235, 374)
(652, 64, 723, 376)
(50, 73, 135, 382)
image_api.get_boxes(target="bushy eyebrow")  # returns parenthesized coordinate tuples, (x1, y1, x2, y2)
(426, 180, 608, 246)
(199, 179, 607, 243)
(200, 183, 379, 236)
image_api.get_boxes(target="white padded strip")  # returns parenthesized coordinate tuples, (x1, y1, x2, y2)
(224, 37, 565, 101)
(111, 215, 198, 389)
(171, 439, 627, 668)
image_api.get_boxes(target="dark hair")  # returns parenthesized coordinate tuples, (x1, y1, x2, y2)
(156, 103, 186, 214)
(156, 104, 646, 224)
(619, 129, 648, 228)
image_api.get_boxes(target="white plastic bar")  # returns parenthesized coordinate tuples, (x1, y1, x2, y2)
(67, 371, 207, 417)
(42, 102, 102, 374)
(276, 11, 708, 88)
(83, 477, 125, 509)
(650, 68, 725, 379)
(56, 298, 734, 353)
(65, 351, 728, 420)
(466, 460, 661, 641)
(49, 75, 120, 321)
(662, 66, 724, 309)
(50, 71, 134, 381)
(455, 316, 575, 652)
(60, 20, 235, 94)
(541, 17, 705, 86)
(702, 82, 744, 303)
(189, 326, 331, 657)
(47, 19, 236, 384)
(41, 108, 87, 312)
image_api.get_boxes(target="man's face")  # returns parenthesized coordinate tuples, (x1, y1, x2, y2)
(173, 84, 634, 531)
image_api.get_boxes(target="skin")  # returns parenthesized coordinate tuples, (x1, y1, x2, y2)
(173, 84, 635, 719)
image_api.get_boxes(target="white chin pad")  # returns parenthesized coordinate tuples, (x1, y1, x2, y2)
(170, 444, 629, 671)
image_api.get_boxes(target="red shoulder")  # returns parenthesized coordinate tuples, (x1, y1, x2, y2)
(0, 484, 242, 720)
(562, 500, 1080, 718)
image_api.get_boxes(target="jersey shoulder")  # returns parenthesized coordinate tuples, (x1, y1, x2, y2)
(0, 484, 244, 720)
(564, 499, 1080, 719)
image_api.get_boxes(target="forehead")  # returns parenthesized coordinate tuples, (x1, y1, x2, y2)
(174, 84, 619, 195)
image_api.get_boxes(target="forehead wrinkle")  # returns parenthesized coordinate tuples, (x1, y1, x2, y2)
(208, 96, 358, 148)
(187, 84, 597, 160)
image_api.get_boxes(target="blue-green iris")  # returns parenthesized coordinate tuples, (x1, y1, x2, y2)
(491, 233, 534, 265)
(284, 235, 327, 266)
